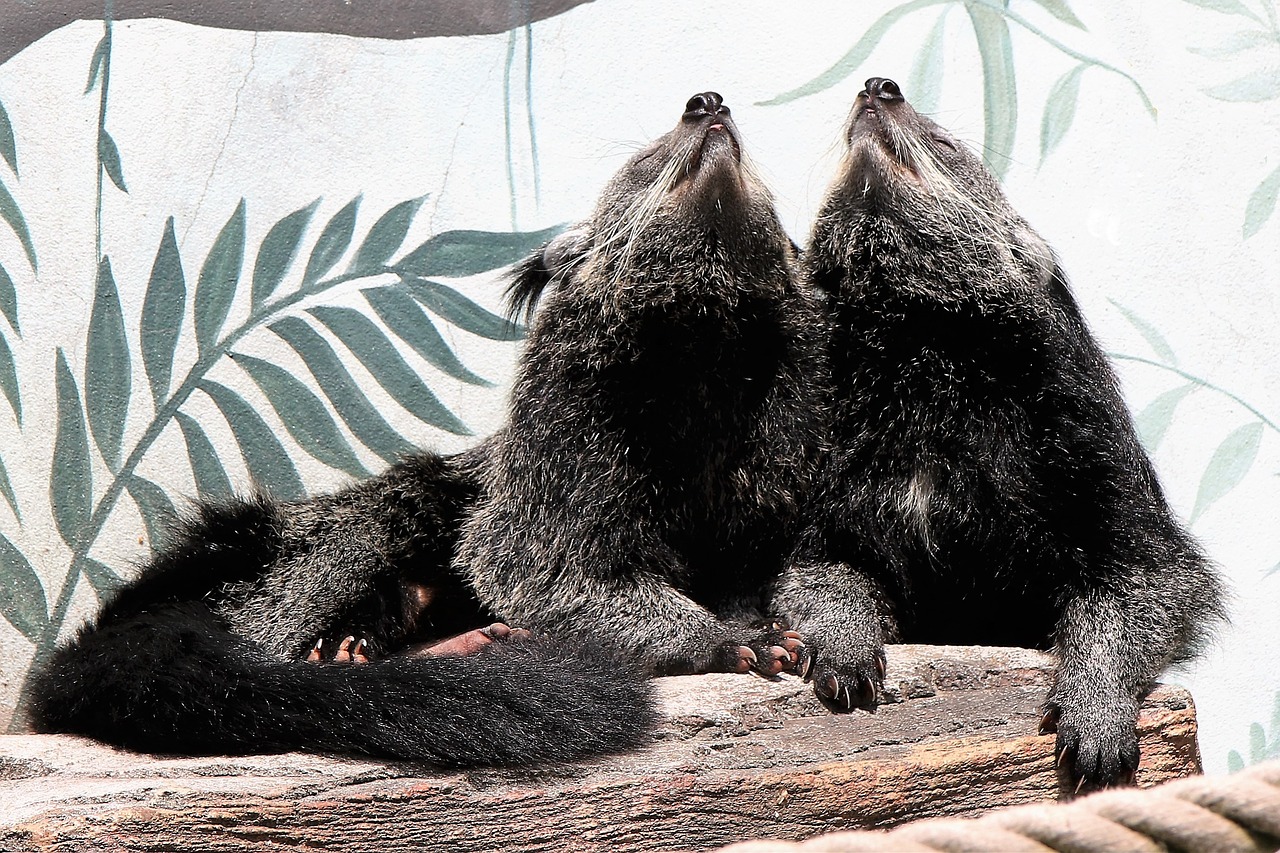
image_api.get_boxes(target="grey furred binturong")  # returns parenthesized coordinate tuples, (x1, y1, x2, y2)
(28, 443, 656, 767)
(783, 76, 1226, 793)
(457, 92, 828, 677)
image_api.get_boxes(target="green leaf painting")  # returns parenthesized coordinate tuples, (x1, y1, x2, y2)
(1191, 421, 1264, 522)
(396, 224, 563, 278)
(85, 259, 131, 469)
(175, 412, 234, 501)
(98, 129, 127, 193)
(1040, 65, 1086, 163)
(0, 534, 48, 642)
(362, 285, 494, 387)
(194, 200, 247, 355)
(1136, 383, 1197, 451)
(1181, 0, 1280, 236)
(351, 196, 426, 275)
(308, 305, 473, 436)
(141, 219, 187, 404)
(270, 316, 418, 465)
(199, 379, 307, 500)
(51, 350, 92, 548)
(233, 352, 373, 479)
(401, 277, 525, 341)
(252, 199, 318, 308)
(1110, 304, 1278, 545)
(1228, 692, 1280, 771)
(757, 0, 1154, 174)
(7, 185, 535, 722)
(0, 172, 37, 270)
(302, 195, 359, 286)
(0, 323, 20, 425)
(1244, 164, 1280, 239)
(0, 99, 16, 174)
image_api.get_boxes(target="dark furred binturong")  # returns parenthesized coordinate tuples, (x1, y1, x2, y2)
(784, 76, 1226, 792)
(457, 93, 828, 677)
(28, 445, 656, 766)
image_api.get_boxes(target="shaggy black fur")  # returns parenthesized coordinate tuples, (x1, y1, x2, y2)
(28, 446, 656, 766)
(456, 92, 828, 676)
(781, 77, 1226, 792)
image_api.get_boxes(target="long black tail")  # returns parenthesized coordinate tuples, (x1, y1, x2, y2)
(28, 603, 655, 768)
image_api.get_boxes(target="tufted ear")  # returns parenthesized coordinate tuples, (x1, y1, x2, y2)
(504, 226, 591, 323)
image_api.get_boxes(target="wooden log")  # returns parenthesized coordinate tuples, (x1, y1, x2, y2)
(0, 645, 1202, 852)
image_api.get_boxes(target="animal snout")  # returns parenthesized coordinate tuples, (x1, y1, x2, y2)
(683, 92, 730, 121)
(862, 78, 903, 103)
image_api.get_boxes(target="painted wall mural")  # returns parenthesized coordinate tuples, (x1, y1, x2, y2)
(0, 0, 1275, 779)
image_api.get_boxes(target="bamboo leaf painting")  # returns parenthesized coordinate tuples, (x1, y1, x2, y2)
(1111, 300, 1179, 365)
(1136, 383, 1197, 451)
(351, 196, 426, 274)
(0, 534, 48, 642)
(270, 315, 418, 465)
(302, 195, 360, 286)
(1191, 421, 1264, 522)
(757, 0, 1153, 170)
(194, 200, 247, 355)
(0, 174, 37, 270)
(1025, 0, 1087, 29)
(362, 285, 494, 386)
(81, 557, 123, 599)
(1040, 65, 1086, 163)
(1179, 0, 1264, 20)
(400, 277, 524, 341)
(233, 352, 372, 479)
(1244, 164, 1280, 239)
(1189, 29, 1273, 57)
(396, 224, 563, 278)
(85, 258, 131, 469)
(966, 4, 1018, 177)
(0, 326, 20, 425)
(905, 11, 949, 117)
(0, 456, 18, 520)
(1204, 69, 1280, 101)
(308, 305, 473, 436)
(98, 129, 128, 193)
(141, 219, 187, 403)
(175, 412, 234, 501)
(0, 99, 16, 174)
(51, 350, 92, 547)
(0, 264, 18, 333)
(125, 475, 178, 551)
(199, 379, 307, 500)
(252, 199, 318, 308)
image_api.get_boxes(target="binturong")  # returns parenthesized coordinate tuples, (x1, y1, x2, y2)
(782, 77, 1226, 792)
(27, 442, 656, 767)
(457, 93, 828, 677)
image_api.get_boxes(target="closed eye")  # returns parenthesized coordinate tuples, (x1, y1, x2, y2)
(934, 137, 957, 152)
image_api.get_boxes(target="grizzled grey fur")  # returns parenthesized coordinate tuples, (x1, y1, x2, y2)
(456, 93, 828, 676)
(783, 76, 1226, 792)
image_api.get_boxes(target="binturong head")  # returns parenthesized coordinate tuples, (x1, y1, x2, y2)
(507, 92, 792, 321)
(811, 77, 1056, 300)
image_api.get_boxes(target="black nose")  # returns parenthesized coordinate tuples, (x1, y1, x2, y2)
(683, 92, 729, 120)
(863, 78, 903, 102)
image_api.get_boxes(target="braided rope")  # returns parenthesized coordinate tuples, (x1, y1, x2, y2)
(719, 760, 1280, 853)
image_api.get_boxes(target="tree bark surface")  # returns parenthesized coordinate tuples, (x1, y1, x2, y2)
(0, 645, 1203, 852)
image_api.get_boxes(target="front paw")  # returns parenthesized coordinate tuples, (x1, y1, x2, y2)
(803, 642, 886, 711)
(1041, 699, 1140, 794)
